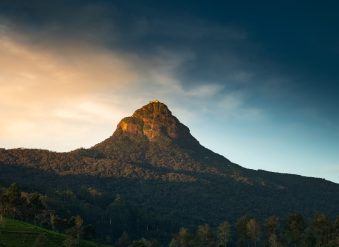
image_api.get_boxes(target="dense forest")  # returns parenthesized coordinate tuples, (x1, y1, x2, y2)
(1, 183, 338, 247)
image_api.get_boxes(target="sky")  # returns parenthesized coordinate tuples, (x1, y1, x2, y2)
(0, 1, 339, 183)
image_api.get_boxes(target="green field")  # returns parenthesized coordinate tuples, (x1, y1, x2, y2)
(0, 217, 111, 247)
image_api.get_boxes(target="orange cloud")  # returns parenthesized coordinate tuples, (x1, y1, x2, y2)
(0, 27, 232, 151)
(0, 33, 139, 101)
(0, 29, 143, 150)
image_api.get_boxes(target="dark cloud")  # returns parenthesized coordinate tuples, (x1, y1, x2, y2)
(1, 0, 339, 124)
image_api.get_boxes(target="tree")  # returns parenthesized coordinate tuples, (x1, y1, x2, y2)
(236, 215, 251, 247)
(284, 213, 305, 247)
(73, 215, 83, 242)
(196, 224, 216, 247)
(301, 228, 316, 247)
(246, 218, 260, 247)
(128, 238, 159, 247)
(0, 183, 23, 218)
(311, 213, 332, 246)
(217, 220, 231, 247)
(335, 216, 339, 234)
(63, 215, 84, 247)
(268, 234, 280, 247)
(26, 193, 46, 223)
(169, 239, 179, 247)
(328, 216, 339, 247)
(264, 216, 280, 247)
(106, 194, 132, 239)
(148, 239, 161, 247)
(129, 239, 148, 247)
(264, 216, 278, 236)
(50, 213, 58, 231)
(116, 231, 130, 247)
(170, 227, 194, 247)
(6, 183, 21, 201)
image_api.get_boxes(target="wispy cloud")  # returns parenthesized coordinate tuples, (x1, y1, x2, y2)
(0, 9, 273, 152)
(0, 24, 257, 151)
(0, 27, 140, 149)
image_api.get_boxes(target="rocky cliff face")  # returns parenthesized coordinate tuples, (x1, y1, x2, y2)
(128, 100, 192, 141)
(91, 100, 232, 173)
(111, 100, 199, 144)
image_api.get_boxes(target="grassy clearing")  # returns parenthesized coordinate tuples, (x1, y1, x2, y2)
(0, 217, 111, 247)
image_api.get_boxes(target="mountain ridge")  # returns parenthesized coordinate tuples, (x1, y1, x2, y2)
(88, 100, 236, 177)
(0, 100, 337, 184)
(1, 100, 339, 243)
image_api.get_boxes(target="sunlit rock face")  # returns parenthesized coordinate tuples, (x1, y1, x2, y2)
(117, 117, 144, 136)
(91, 100, 231, 172)
(115, 100, 193, 143)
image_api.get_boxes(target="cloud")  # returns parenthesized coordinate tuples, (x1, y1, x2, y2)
(0, 7, 267, 151)
(0, 24, 249, 150)
(0, 26, 142, 149)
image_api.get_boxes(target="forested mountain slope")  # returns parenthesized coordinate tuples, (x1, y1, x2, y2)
(1, 101, 338, 243)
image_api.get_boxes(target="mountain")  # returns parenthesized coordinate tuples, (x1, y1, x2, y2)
(1, 100, 339, 243)
(91, 100, 236, 178)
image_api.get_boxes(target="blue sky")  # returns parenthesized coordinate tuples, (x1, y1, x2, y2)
(0, 1, 339, 183)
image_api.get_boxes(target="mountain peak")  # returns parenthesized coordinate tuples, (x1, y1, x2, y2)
(92, 100, 230, 170)
(115, 100, 189, 141)
(133, 100, 172, 119)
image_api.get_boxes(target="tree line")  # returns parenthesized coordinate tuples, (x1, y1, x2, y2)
(115, 213, 339, 247)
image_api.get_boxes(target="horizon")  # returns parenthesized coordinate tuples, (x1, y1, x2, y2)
(1, 1, 339, 183)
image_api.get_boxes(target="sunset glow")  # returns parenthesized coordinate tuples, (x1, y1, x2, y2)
(1, 1, 339, 183)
